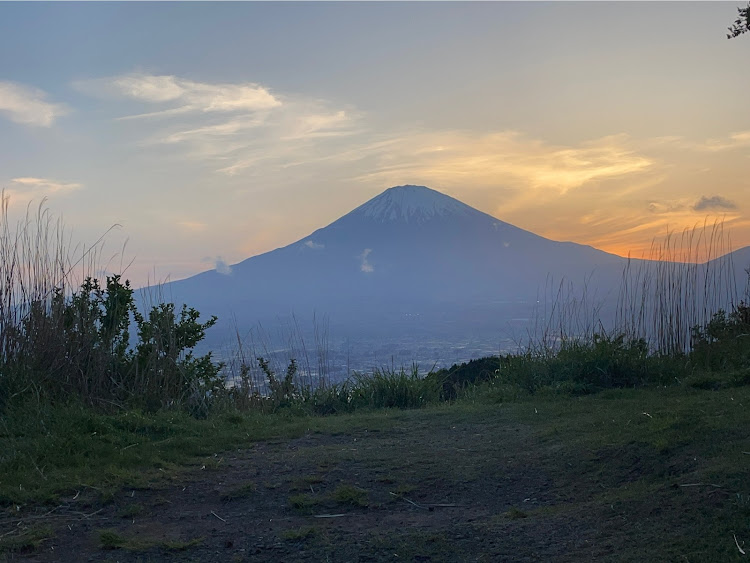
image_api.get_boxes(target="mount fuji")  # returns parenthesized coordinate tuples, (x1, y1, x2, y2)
(163, 185, 635, 366)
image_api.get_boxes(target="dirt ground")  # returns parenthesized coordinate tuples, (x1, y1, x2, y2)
(2, 402, 743, 562)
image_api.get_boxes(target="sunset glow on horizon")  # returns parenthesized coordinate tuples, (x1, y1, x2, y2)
(1, 2, 748, 286)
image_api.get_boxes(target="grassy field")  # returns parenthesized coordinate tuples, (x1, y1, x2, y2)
(2, 383, 749, 561)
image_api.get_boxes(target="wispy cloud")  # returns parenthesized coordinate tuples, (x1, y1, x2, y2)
(74, 73, 281, 118)
(304, 240, 324, 250)
(177, 220, 208, 232)
(693, 195, 737, 211)
(697, 131, 750, 153)
(2, 177, 82, 208)
(645, 131, 750, 153)
(359, 248, 373, 273)
(75, 73, 360, 176)
(648, 200, 687, 215)
(0, 81, 68, 127)
(11, 177, 82, 193)
(355, 131, 653, 197)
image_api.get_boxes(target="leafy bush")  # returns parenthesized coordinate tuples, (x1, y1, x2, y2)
(0, 196, 222, 414)
(1, 274, 220, 413)
(691, 302, 750, 371)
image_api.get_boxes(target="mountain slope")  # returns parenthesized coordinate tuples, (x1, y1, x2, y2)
(167, 185, 627, 325)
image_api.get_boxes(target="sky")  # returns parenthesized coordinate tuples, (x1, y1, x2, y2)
(0, 2, 748, 287)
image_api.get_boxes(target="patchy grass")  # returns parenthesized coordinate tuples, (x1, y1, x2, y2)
(3, 384, 750, 560)
(117, 503, 144, 519)
(288, 492, 321, 514)
(220, 482, 256, 501)
(280, 526, 318, 541)
(505, 506, 528, 519)
(0, 526, 52, 555)
(98, 529, 141, 551)
(331, 484, 369, 507)
(0, 403, 393, 508)
(97, 529, 203, 552)
(162, 537, 204, 551)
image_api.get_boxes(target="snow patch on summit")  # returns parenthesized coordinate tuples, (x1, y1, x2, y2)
(355, 185, 474, 225)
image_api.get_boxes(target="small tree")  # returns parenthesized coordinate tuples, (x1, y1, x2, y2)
(133, 302, 221, 410)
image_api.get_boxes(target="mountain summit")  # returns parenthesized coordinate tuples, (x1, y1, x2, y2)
(351, 185, 475, 225)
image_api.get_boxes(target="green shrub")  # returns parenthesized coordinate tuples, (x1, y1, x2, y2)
(494, 333, 685, 394)
(1, 273, 221, 414)
(426, 356, 506, 400)
(691, 302, 750, 371)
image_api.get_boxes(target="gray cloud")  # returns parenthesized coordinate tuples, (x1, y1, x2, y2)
(693, 195, 737, 212)
(304, 240, 324, 250)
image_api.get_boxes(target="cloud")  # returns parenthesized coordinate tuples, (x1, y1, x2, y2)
(647, 131, 750, 153)
(354, 131, 653, 197)
(304, 240, 324, 249)
(697, 131, 750, 153)
(74, 73, 361, 176)
(10, 177, 82, 193)
(74, 73, 281, 118)
(177, 220, 207, 232)
(214, 257, 232, 275)
(1, 177, 82, 208)
(693, 195, 737, 212)
(648, 200, 686, 214)
(161, 116, 266, 144)
(359, 248, 374, 273)
(0, 81, 68, 127)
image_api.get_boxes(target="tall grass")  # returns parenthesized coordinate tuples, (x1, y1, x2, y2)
(0, 193, 110, 408)
(0, 193, 220, 413)
(221, 313, 334, 399)
(616, 220, 739, 356)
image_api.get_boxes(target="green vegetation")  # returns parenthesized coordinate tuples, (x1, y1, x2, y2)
(280, 526, 318, 541)
(330, 484, 369, 507)
(220, 481, 257, 501)
(0, 196, 221, 415)
(98, 529, 203, 552)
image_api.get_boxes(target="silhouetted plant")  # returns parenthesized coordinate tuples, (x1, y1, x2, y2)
(691, 301, 750, 371)
(728, 2, 750, 38)
(257, 356, 298, 409)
